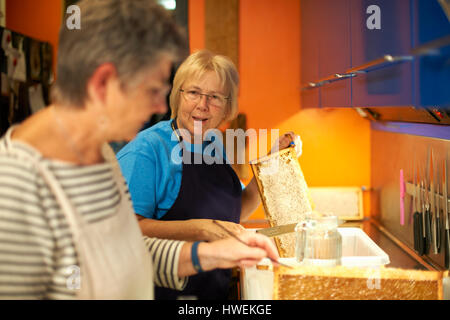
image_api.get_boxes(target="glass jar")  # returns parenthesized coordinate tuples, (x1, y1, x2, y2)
(295, 213, 342, 267)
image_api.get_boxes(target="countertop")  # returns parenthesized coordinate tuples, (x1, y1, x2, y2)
(240, 218, 449, 300)
(241, 218, 428, 270)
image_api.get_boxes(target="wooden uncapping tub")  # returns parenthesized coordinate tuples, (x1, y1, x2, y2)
(273, 265, 448, 300)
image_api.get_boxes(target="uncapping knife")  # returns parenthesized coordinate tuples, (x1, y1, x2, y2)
(256, 223, 298, 237)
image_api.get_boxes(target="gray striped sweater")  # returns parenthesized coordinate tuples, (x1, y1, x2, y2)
(0, 137, 187, 299)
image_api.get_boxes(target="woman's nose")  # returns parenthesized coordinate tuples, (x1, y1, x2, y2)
(196, 94, 209, 109)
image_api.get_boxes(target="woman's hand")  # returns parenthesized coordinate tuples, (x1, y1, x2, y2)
(197, 230, 280, 271)
(270, 131, 302, 157)
(192, 219, 245, 242)
(136, 217, 245, 242)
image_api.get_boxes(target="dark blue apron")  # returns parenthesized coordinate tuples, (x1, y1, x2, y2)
(154, 120, 242, 300)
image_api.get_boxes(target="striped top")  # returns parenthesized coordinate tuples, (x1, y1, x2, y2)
(0, 134, 187, 299)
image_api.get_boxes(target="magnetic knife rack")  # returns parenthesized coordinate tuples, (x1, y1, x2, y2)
(404, 182, 450, 208)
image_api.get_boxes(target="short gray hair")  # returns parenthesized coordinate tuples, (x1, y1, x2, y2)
(52, 0, 188, 106)
(170, 49, 239, 123)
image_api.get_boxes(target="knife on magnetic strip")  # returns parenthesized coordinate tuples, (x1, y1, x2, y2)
(424, 149, 432, 255)
(413, 160, 422, 254)
(430, 148, 437, 254)
(256, 223, 298, 237)
(444, 153, 449, 269)
(436, 161, 442, 253)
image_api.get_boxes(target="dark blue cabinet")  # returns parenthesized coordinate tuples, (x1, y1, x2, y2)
(319, 0, 352, 108)
(300, 0, 321, 109)
(413, 0, 450, 109)
(300, 0, 352, 108)
(350, 0, 414, 107)
(300, 0, 450, 111)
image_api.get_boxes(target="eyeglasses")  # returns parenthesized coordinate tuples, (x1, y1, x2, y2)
(180, 89, 229, 108)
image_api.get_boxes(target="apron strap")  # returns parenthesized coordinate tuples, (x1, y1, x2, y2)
(1, 129, 86, 238)
(101, 143, 129, 199)
(35, 161, 85, 239)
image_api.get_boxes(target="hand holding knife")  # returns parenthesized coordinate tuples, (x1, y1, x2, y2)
(256, 223, 298, 237)
(212, 220, 294, 269)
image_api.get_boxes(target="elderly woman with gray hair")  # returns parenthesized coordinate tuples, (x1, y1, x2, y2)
(117, 49, 302, 299)
(0, 0, 279, 300)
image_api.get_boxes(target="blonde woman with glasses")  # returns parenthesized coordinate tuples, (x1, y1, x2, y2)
(117, 49, 301, 300)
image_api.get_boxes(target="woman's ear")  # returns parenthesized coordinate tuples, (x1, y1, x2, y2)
(85, 63, 118, 105)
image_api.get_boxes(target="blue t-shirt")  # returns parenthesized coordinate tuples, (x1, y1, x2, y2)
(117, 119, 242, 219)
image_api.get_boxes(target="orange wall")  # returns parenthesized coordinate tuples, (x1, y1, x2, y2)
(279, 109, 371, 188)
(243, 107, 372, 220)
(188, 0, 205, 52)
(5, 0, 61, 72)
(189, 0, 372, 220)
(276, 108, 371, 219)
(239, 0, 301, 131)
(189, 0, 301, 130)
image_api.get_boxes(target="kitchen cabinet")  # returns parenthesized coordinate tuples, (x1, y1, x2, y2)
(300, 0, 351, 108)
(300, 0, 450, 113)
(300, 0, 414, 109)
(300, 0, 321, 109)
(413, 0, 450, 109)
(350, 0, 414, 107)
(319, 0, 352, 108)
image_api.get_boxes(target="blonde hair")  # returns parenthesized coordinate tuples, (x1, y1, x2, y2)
(169, 49, 239, 122)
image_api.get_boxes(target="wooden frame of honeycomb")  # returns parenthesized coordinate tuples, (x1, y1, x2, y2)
(250, 147, 312, 257)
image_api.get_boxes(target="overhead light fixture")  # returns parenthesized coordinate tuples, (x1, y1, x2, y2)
(158, 0, 176, 10)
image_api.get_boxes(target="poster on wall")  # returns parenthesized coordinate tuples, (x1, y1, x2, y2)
(0, 26, 53, 136)
(0, 0, 5, 28)
(63, 0, 79, 11)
